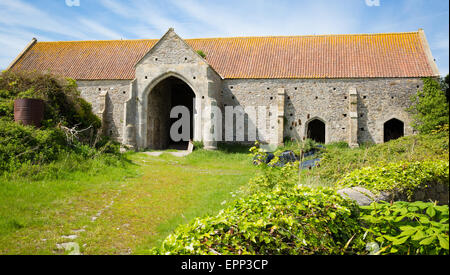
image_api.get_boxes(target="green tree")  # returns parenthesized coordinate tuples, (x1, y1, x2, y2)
(441, 74, 449, 103)
(408, 77, 449, 134)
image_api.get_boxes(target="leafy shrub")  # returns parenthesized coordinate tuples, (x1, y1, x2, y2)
(151, 186, 364, 255)
(245, 161, 298, 193)
(281, 138, 321, 155)
(360, 201, 449, 255)
(0, 71, 122, 176)
(0, 120, 66, 173)
(408, 77, 449, 134)
(337, 160, 449, 200)
(247, 141, 299, 193)
(315, 133, 449, 182)
(0, 71, 101, 131)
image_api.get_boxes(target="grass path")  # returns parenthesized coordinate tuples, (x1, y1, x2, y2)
(0, 149, 257, 255)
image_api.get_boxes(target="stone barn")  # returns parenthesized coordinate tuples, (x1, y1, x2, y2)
(7, 28, 439, 150)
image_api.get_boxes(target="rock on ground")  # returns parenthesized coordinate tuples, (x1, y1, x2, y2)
(337, 187, 390, 206)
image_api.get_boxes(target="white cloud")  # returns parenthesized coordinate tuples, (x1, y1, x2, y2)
(0, 0, 132, 68)
(167, 0, 363, 38)
(99, 0, 187, 37)
(0, 0, 89, 40)
(78, 18, 124, 40)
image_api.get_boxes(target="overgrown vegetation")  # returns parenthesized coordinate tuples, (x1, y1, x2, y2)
(408, 77, 449, 134)
(361, 201, 449, 255)
(0, 71, 121, 177)
(0, 71, 101, 130)
(315, 132, 449, 182)
(152, 128, 449, 255)
(151, 186, 364, 255)
(196, 50, 206, 59)
(338, 160, 449, 200)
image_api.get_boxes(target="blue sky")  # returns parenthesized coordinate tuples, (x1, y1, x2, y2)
(0, 0, 448, 75)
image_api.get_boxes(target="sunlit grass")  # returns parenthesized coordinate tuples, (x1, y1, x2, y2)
(0, 146, 257, 254)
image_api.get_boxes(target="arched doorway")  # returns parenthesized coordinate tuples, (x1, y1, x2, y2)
(147, 76, 195, 150)
(384, 118, 404, 142)
(306, 119, 325, 143)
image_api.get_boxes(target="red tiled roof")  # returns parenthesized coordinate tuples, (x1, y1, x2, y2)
(9, 31, 436, 80)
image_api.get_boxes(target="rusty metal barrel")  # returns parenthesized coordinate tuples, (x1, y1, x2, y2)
(14, 98, 44, 127)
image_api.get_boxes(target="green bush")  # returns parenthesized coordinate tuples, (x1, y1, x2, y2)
(0, 71, 122, 176)
(0, 71, 101, 131)
(408, 77, 449, 134)
(337, 160, 449, 200)
(315, 133, 449, 182)
(360, 201, 449, 255)
(151, 186, 364, 255)
(0, 120, 66, 173)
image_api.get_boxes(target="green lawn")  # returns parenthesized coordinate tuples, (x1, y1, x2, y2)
(0, 147, 257, 255)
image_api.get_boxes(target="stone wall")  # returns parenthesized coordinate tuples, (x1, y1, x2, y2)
(77, 80, 131, 143)
(77, 76, 423, 147)
(222, 78, 423, 145)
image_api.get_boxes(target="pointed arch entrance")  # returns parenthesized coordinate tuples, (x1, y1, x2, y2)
(147, 76, 195, 150)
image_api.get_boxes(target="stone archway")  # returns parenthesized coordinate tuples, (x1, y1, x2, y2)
(383, 118, 404, 142)
(147, 76, 195, 150)
(306, 118, 326, 143)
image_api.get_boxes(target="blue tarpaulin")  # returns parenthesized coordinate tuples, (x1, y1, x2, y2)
(252, 146, 323, 169)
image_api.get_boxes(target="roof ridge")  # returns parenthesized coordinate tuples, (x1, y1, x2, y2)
(37, 38, 159, 43)
(34, 31, 420, 44)
(186, 31, 420, 40)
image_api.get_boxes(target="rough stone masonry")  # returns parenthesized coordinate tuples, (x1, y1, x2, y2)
(8, 28, 440, 150)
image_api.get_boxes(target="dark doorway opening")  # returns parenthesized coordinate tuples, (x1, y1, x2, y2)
(384, 118, 404, 142)
(147, 76, 195, 150)
(307, 119, 325, 143)
(169, 78, 195, 150)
